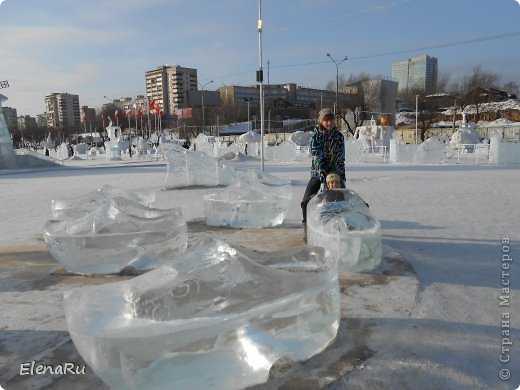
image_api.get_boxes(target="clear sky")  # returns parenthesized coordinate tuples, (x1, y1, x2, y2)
(1, 0, 519, 116)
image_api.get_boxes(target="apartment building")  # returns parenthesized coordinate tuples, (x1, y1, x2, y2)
(392, 55, 438, 96)
(145, 65, 198, 115)
(1, 106, 18, 131)
(45, 92, 80, 131)
(17, 115, 37, 130)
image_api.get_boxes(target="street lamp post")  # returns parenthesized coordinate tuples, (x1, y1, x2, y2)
(199, 80, 214, 135)
(326, 53, 348, 115)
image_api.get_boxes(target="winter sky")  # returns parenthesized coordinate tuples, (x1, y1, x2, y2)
(0, 0, 519, 117)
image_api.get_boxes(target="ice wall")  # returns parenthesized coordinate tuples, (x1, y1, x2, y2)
(162, 143, 234, 188)
(389, 140, 418, 163)
(489, 137, 520, 164)
(63, 237, 340, 389)
(265, 140, 297, 161)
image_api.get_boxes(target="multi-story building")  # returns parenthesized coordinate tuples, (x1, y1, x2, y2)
(17, 115, 38, 131)
(392, 55, 438, 97)
(45, 93, 80, 131)
(145, 65, 198, 115)
(2, 106, 18, 131)
(36, 114, 47, 128)
(218, 83, 338, 109)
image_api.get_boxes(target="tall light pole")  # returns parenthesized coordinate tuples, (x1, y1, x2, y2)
(258, 0, 265, 171)
(326, 53, 348, 115)
(199, 80, 214, 135)
(415, 94, 419, 144)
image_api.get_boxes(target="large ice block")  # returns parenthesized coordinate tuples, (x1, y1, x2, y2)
(413, 136, 450, 164)
(63, 237, 340, 390)
(162, 143, 234, 188)
(44, 195, 187, 274)
(265, 140, 297, 161)
(307, 189, 382, 272)
(204, 171, 291, 228)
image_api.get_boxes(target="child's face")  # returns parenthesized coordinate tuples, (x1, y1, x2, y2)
(327, 180, 340, 189)
(321, 115, 335, 131)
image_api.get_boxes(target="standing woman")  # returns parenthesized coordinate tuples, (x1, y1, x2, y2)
(301, 108, 346, 224)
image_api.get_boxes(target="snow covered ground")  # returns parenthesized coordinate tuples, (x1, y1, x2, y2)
(0, 156, 519, 389)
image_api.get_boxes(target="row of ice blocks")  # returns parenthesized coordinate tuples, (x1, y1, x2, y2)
(44, 185, 188, 274)
(306, 189, 382, 272)
(64, 238, 340, 390)
(204, 170, 292, 228)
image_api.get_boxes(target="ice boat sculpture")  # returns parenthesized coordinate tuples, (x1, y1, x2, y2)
(204, 171, 291, 228)
(306, 189, 382, 273)
(63, 237, 339, 390)
(44, 194, 187, 274)
(162, 143, 234, 188)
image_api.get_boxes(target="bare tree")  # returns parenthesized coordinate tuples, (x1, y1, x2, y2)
(436, 72, 450, 93)
(463, 65, 499, 122)
(503, 81, 519, 97)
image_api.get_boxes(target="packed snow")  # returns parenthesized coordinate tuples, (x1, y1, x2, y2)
(0, 155, 519, 389)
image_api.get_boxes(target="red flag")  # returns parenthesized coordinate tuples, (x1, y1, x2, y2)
(150, 100, 156, 111)
(136, 107, 143, 118)
(114, 110, 119, 119)
(125, 109, 132, 118)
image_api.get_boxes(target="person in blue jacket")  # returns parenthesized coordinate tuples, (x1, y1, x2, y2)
(301, 108, 346, 224)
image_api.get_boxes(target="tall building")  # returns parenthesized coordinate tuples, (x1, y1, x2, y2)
(45, 93, 80, 131)
(392, 55, 438, 96)
(145, 65, 198, 115)
(1, 106, 18, 131)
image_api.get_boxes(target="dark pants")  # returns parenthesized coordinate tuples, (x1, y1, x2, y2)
(300, 177, 322, 223)
(300, 176, 346, 222)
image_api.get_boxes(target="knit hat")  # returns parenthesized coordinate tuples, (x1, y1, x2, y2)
(318, 108, 334, 124)
(326, 173, 340, 184)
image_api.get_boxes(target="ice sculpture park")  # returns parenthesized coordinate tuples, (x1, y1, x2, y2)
(44, 185, 187, 274)
(63, 237, 340, 390)
(204, 170, 292, 228)
(306, 189, 382, 272)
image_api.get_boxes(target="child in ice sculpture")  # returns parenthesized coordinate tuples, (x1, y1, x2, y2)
(301, 108, 346, 225)
(326, 173, 342, 190)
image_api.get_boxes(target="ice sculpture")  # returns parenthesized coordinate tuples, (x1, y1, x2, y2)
(104, 120, 124, 160)
(0, 94, 16, 169)
(306, 189, 382, 272)
(162, 143, 234, 188)
(51, 184, 155, 220)
(63, 237, 340, 390)
(289, 130, 312, 146)
(413, 136, 450, 164)
(449, 113, 482, 151)
(44, 192, 187, 274)
(204, 170, 291, 228)
(345, 138, 365, 162)
(265, 140, 297, 161)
